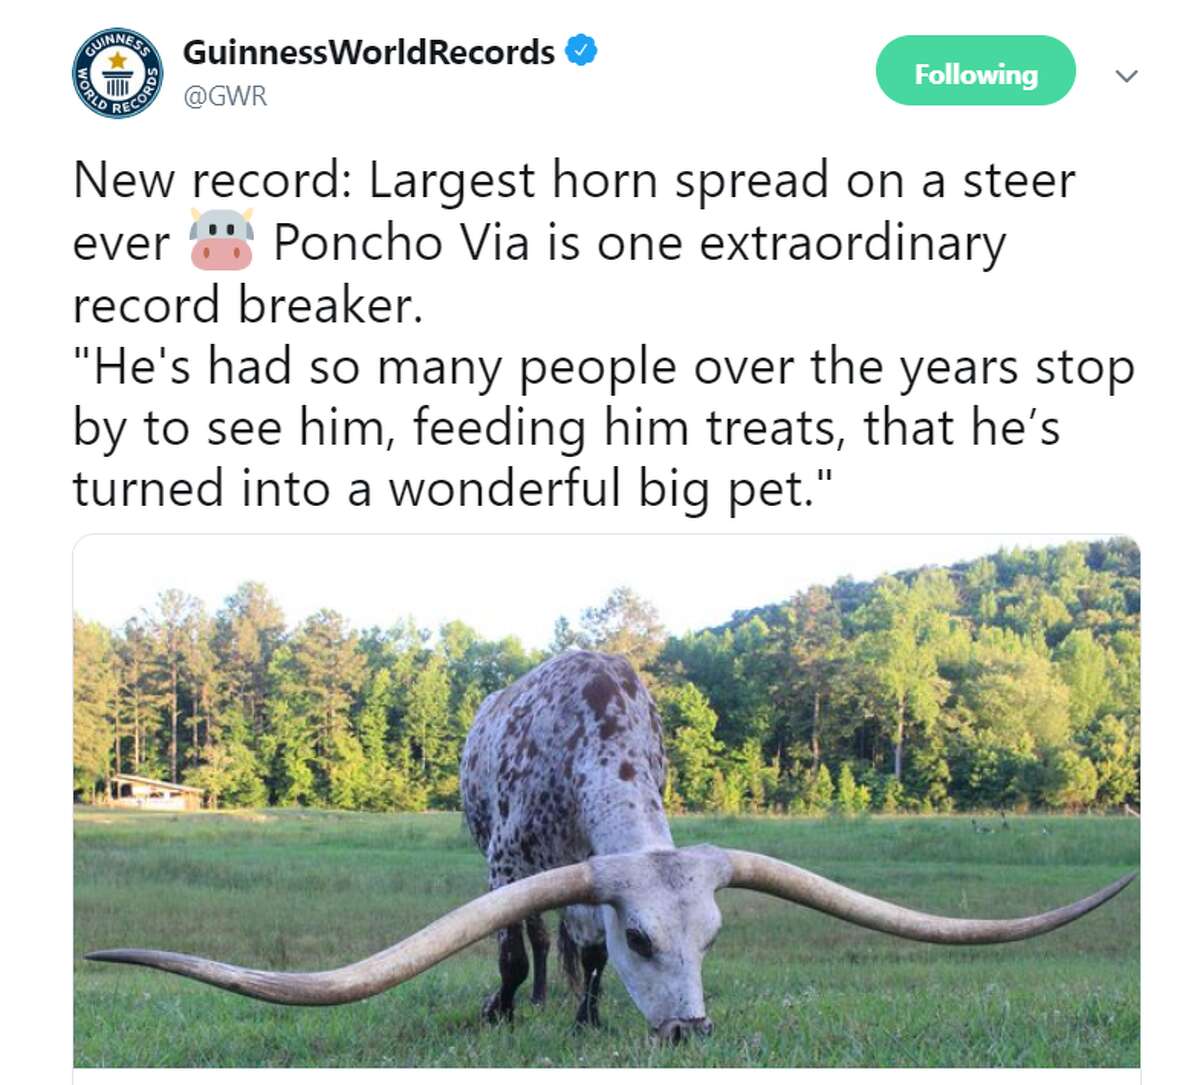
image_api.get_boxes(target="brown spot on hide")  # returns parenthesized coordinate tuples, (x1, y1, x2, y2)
(619, 761, 636, 781)
(599, 716, 623, 741)
(615, 658, 641, 696)
(582, 673, 620, 719)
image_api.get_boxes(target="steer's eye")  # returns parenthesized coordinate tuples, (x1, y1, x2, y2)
(226, 223, 235, 235)
(208, 224, 216, 236)
(625, 928, 653, 959)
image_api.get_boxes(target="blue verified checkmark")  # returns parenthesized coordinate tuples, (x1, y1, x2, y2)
(565, 33, 598, 66)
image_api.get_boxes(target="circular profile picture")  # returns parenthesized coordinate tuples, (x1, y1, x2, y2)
(72, 28, 163, 118)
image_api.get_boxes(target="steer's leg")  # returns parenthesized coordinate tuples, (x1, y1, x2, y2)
(575, 942, 607, 1028)
(526, 914, 550, 1005)
(483, 923, 529, 1024)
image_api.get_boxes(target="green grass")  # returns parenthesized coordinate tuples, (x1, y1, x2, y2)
(74, 809, 1139, 1068)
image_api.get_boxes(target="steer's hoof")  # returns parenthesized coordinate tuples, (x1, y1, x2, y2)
(573, 1007, 602, 1030)
(482, 992, 512, 1024)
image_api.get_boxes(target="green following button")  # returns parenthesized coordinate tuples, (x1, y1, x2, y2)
(877, 35, 1075, 104)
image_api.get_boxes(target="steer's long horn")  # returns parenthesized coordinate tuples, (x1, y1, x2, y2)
(722, 850, 1136, 945)
(85, 862, 599, 1005)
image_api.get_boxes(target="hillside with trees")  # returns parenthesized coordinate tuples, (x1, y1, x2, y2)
(73, 537, 1140, 814)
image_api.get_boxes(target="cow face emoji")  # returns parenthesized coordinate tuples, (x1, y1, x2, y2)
(190, 208, 253, 270)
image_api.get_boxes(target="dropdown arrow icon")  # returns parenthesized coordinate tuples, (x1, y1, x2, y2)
(1116, 69, 1138, 82)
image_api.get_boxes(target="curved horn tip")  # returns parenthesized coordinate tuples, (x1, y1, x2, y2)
(1101, 871, 1138, 895)
(85, 948, 154, 964)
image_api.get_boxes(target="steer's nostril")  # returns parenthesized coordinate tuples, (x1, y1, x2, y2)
(656, 1017, 711, 1044)
(203, 247, 210, 259)
(234, 247, 241, 258)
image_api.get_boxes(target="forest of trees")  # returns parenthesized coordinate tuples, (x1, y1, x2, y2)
(73, 538, 1140, 815)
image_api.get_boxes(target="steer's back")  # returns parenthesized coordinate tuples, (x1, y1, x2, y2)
(461, 651, 670, 886)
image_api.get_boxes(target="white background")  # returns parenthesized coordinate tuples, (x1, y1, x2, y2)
(5, 0, 1197, 1080)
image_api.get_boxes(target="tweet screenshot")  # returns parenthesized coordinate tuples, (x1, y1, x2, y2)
(13, 0, 1194, 1078)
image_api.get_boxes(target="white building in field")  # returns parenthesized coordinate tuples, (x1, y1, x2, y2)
(108, 773, 202, 811)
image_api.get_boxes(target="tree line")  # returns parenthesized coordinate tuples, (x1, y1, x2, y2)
(73, 537, 1140, 814)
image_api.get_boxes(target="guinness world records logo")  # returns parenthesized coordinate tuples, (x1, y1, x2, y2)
(73, 28, 163, 118)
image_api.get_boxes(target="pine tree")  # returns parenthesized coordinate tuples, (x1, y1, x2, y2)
(148, 589, 201, 783)
(836, 761, 870, 814)
(214, 582, 286, 736)
(402, 652, 452, 799)
(181, 609, 218, 770)
(286, 609, 368, 799)
(74, 617, 118, 801)
(354, 667, 409, 811)
(798, 763, 835, 815)
(183, 706, 268, 808)
(116, 619, 158, 774)
(786, 585, 847, 770)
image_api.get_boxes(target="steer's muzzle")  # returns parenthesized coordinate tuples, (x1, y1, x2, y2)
(191, 238, 252, 270)
(655, 1017, 714, 1044)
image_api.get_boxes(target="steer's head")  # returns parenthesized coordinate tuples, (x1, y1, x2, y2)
(590, 847, 727, 1040)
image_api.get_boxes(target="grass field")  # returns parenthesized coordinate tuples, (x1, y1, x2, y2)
(74, 809, 1139, 1068)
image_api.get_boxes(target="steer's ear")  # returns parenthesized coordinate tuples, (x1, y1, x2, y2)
(189, 208, 201, 240)
(242, 208, 254, 239)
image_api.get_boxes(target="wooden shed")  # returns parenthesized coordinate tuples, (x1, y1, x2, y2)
(109, 773, 202, 811)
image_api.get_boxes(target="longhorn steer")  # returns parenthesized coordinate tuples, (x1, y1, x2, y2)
(87, 650, 1136, 1043)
